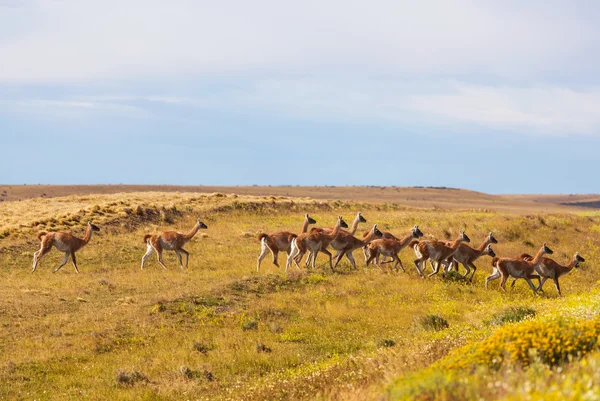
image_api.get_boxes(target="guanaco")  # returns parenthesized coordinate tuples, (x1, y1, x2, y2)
(296, 211, 366, 266)
(256, 213, 317, 271)
(365, 225, 424, 272)
(141, 218, 208, 270)
(332, 224, 384, 270)
(362, 230, 398, 264)
(287, 216, 348, 271)
(412, 231, 471, 277)
(486, 243, 553, 295)
(443, 232, 498, 281)
(510, 252, 584, 296)
(32, 221, 100, 273)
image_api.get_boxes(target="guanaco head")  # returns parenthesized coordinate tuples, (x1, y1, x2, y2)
(542, 242, 553, 255)
(574, 252, 585, 267)
(196, 218, 208, 229)
(412, 225, 424, 238)
(87, 221, 100, 232)
(372, 224, 383, 238)
(338, 216, 349, 229)
(485, 244, 496, 257)
(305, 213, 317, 225)
(357, 212, 367, 223)
(459, 230, 470, 243)
(487, 232, 498, 244)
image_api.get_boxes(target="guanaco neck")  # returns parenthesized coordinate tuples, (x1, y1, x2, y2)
(300, 216, 311, 233)
(476, 237, 493, 254)
(399, 231, 417, 248)
(561, 255, 578, 274)
(82, 225, 95, 244)
(182, 222, 201, 241)
(325, 219, 343, 241)
(528, 246, 546, 266)
(447, 236, 464, 250)
(349, 213, 362, 235)
(360, 227, 377, 245)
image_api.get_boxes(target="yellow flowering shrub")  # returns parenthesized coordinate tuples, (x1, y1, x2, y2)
(389, 316, 600, 400)
(441, 318, 600, 371)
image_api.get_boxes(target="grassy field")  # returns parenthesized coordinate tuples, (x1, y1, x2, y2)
(1, 189, 599, 400)
(2, 184, 599, 213)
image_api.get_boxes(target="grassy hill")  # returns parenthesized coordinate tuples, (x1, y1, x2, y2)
(0, 190, 599, 400)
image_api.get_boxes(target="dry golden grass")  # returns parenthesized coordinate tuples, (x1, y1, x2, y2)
(1, 184, 597, 213)
(0, 190, 599, 400)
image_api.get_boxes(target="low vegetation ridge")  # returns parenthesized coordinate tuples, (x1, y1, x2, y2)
(1, 184, 599, 213)
(0, 191, 599, 400)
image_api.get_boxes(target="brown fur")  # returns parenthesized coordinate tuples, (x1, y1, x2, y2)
(443, 232, 498, 281)
(301, 212, 366, 265)
(413, 231, 471, 277)
(485, 243, 553, 295)
(285, 216, 348, 271)
(141, 218, 207, 269)
(301, 216, 348, 270)
(332, 224, 383, 270)
(32, 222, 100, 274)
(257, 213, 316, 271)
(510, 252, 584, 296)
(364, 226, 423, 271)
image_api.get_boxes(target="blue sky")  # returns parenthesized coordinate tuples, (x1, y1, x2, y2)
(1, 1, 600, 194)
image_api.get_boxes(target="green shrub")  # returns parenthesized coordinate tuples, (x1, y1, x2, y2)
(487, 306, 536, 326)
(420, 314, 449, 331)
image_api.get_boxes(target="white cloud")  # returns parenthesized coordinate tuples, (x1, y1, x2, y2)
(5, 80, 600, 135)
(0, 1, 598, 82)
(404, 84, 600, 135)
(2, 1, 599, 136)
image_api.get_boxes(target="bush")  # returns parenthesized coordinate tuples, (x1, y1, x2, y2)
(115, 369, 148, 386)
(442, 318, 600, 371)
(420, 314, 449, 331)
(487, 306, 536, 326)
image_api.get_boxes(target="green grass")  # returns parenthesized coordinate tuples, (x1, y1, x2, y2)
(0, 192, 599, 400)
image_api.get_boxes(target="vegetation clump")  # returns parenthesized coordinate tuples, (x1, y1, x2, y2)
(487, 306, 536, 326)
(390, 315, 600, 399)
(420, 314, 450, 331)
(115, 369, 148, 386)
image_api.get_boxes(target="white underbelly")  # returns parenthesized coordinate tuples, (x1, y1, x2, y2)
(53, 238, 70, 252)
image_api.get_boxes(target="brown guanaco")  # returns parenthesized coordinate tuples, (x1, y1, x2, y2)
(510, 251, 584, 296)
(32, 221, 100, 273)
(287, 216, 348, 271)
(256, 213, 316, 271)
(443, 232, 498, 281)
(412, 231, 471, 277)
(365, 225, 424, 272)
(141, 218, 208, 269)
(332, 224, 384, 270)
(486, 243, 553, 295)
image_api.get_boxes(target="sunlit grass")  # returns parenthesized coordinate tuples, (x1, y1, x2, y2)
(0, 192, 599, 400)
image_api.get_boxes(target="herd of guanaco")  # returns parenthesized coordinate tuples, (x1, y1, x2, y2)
(30, 212, 584, 296)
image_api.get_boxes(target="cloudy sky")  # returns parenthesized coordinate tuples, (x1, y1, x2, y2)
(1, 0, 599, 193)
